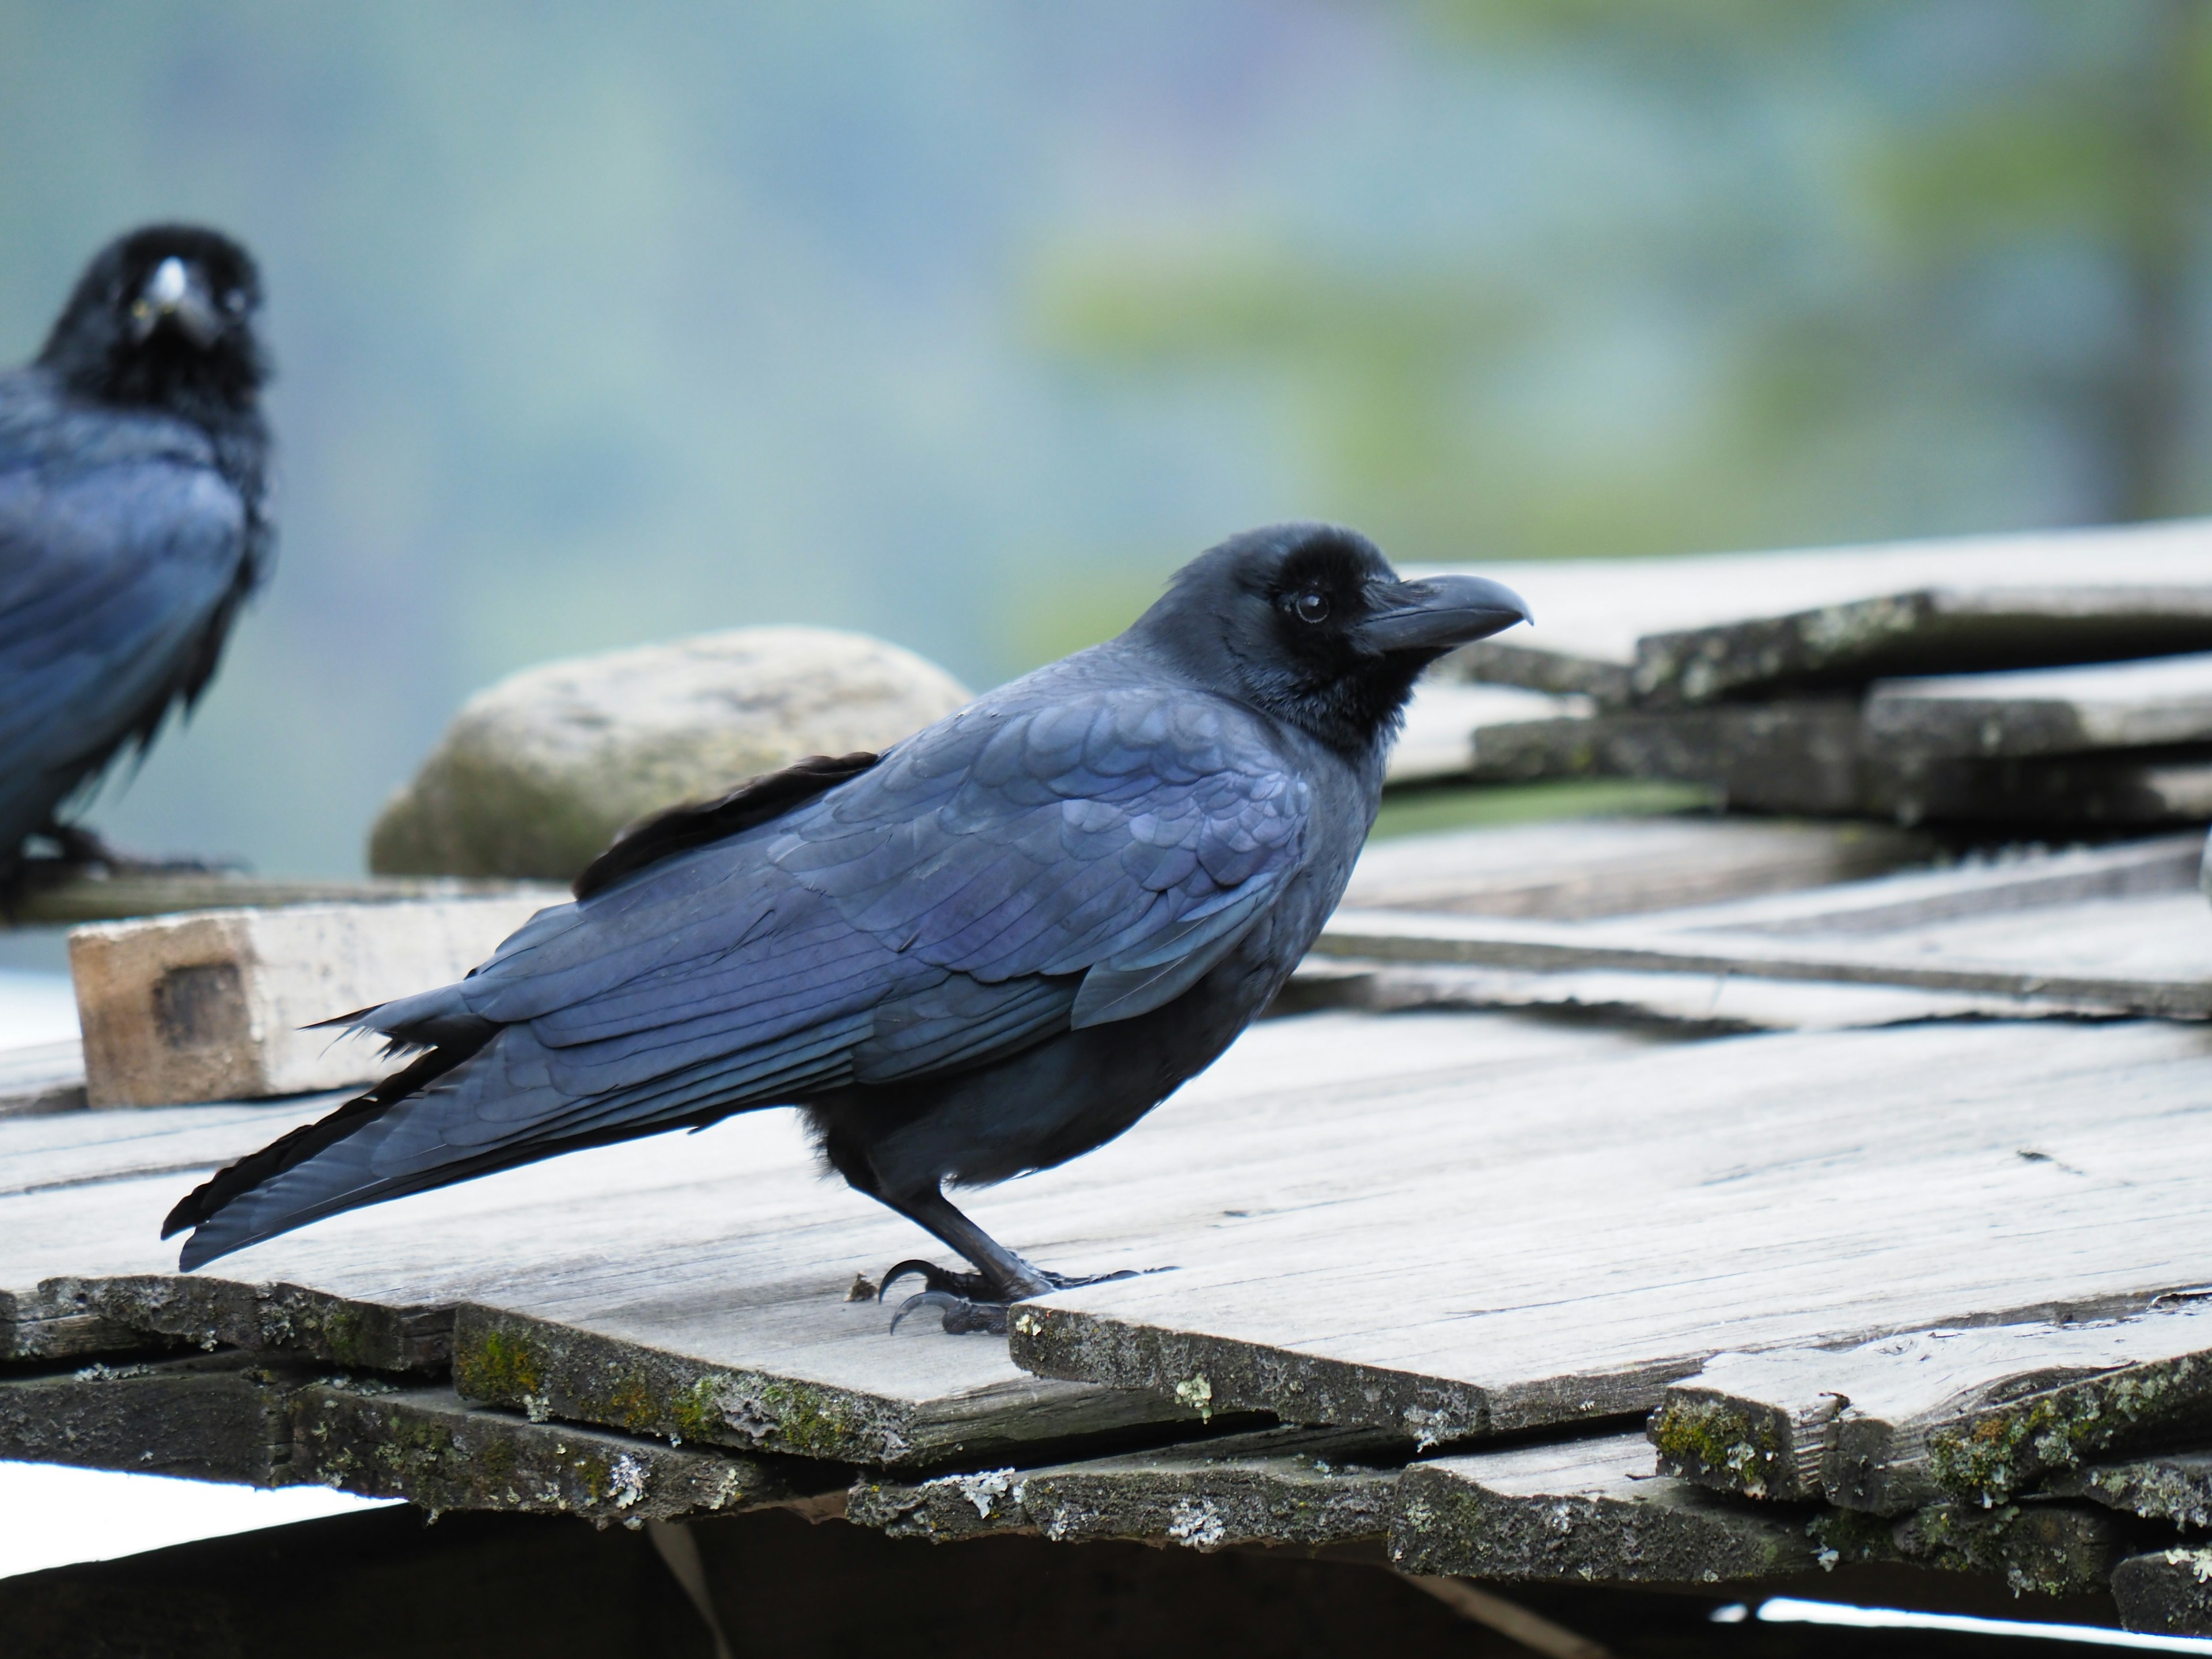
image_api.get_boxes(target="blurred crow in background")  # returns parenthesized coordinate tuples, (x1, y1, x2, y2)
(167, 524, 1527, 1330)
(0, 225, 273, 890)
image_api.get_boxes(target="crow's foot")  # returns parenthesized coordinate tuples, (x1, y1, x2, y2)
(879, 1259, 1142, 1336)
(28, 824, 240, 878)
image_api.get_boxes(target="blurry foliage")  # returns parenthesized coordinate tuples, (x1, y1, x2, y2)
(1032, 0, 2212, 586)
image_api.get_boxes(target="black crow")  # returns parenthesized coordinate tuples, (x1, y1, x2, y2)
(0, 225, 273, 886)
(166, 525, 1528, 1330)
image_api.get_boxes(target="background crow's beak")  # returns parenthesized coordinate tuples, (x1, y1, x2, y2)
(132, 257, 224, 348)
(1357, 573, 1533, 654)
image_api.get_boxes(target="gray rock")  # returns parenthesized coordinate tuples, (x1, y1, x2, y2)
(369, 627, 971, 881)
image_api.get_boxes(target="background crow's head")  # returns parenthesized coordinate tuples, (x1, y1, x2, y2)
(1130, 521, 1529, 755)
(37, 223, 268, 426)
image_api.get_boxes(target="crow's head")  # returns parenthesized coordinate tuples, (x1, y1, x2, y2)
(38, 224, 268, 425)
(1129, 522, 1530, 755)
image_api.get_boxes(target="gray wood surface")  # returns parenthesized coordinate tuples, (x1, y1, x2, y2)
(846, 1424, 1403, 1550)
(0, 1039, 85, 1118)
(1472, 702, 2212, 824)
(1314, 836, 2212, 1017)
(1650, 1305, 2212, 1513)
(1866, 652, 2212, 761)
(1417, 517, 2212, 703)
(1340, 816, 1931, 920)
(1009, 1018, 2212, 1445)
(11, 872, 554, 929)
(1389, 1433, 1816, 1585)
(0, 1009, 1647, 1463)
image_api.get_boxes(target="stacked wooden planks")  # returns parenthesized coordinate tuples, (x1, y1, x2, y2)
(1399, 516, 2212, 828)
(6, 815, 2212, 1636)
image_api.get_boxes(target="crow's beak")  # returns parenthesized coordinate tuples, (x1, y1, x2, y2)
(1357, 573, 1533, 654)
(131, 257, 224, 348)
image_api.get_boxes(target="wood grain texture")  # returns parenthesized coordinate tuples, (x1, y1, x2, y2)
(1340, 816, 1932, 921)
(1388, 1433, 1816, 1585)
(0, 1352, 290, 1484)
(1472, 703, 2212, 825)
(1009, 1018, 2212, 1445)
(1866, 652, 2212, 761)
(291, 1378, 830, 1522)
(1315, 837, 2212, 1017)
(1, 1010, 1642, 1462)
(846, 1424, 1403, 1549)
(1650, 1306, 2212, 1513)
(1416, 517, 2212, 702)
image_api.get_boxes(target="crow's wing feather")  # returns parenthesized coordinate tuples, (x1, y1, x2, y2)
(0, 380, 251, 845)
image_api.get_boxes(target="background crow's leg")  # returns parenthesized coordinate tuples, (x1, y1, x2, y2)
(36, 819, 238, 876)
(869, 1181, 1133, 1335)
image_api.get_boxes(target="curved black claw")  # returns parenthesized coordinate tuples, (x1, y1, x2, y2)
(877, 1259, 995, 1303)
(889, 1290, 1009, 1336)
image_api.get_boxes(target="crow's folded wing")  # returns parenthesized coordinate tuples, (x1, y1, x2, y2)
(0, 426, 251, 841)
(169, 679, 1309, 1266)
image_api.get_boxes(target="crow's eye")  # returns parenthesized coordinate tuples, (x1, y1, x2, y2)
(1293, 592, 1330, 624)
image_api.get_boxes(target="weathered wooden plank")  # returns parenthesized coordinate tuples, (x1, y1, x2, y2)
(0, 1010, 1652, 1460)
(290, 1379, 831, 1523)
(1313, 836, 2212, 1017)
(1634, 588, 2212, 707)
(2112, 1550, 2212, 1636)
(1419, 517, 2212, 702)
(1810, 1501, 2126, 1601)
(71, 896, 553, 1107)
(2051, 1448, 2212, 1529)
(1388, 1433, 1816, 1585)
(1288, 962, 2141, 1032)
(1388, 680, 1589, 784)
(1650, 1306, 2212, 1513)
(448, 1301, 1181, 1469)
(845, 1425, 1403, 1549)
(1390, 1433, 2124, 1598)
(1473, 703, 2212, 825)
(0, 1040, 85, 1118)
(1339, 816, 1933, 921)
(1008, 1019, 2212, 1446)
(1866, 652, 2212, 762)
(11, 871, 552, 929)
(0, 1352, 291, 1483)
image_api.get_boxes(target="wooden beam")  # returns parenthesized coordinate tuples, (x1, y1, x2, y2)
(0, 1352, 288, 1484)
(2112, 1550, 2212, 1637)
(70, 896, 552, 1107)
(2050, 1448, 2212, 1530)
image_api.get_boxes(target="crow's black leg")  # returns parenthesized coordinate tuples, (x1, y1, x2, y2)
(870, 1181, 1133, 1335)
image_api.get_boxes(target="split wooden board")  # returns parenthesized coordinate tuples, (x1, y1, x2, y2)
(1314, 835, 2212, 1017)
(1008, 1017, 2212, 1452)
(1418, 516, 2212, 704)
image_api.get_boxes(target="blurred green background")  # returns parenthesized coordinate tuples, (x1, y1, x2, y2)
(2, 0, 2207, 877)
